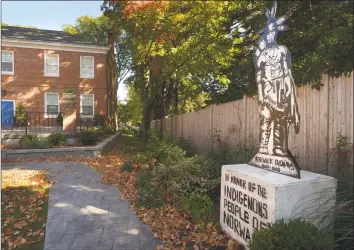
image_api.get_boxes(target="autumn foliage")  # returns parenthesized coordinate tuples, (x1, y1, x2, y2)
(122, 0, 170, 19)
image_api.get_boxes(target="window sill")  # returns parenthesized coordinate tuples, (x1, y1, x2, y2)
(44, 74, 60, 77)
(80, 76, 94, 79)
(2, 72, 14, 75)
(44, 114, 59, 119)
(80, 115, 94, 119)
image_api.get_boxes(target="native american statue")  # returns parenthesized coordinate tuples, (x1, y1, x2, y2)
(249, 0, 301, 178)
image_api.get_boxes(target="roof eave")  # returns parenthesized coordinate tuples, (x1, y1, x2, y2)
(2, 38, 110, 54)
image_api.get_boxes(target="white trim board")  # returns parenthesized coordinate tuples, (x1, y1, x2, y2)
(2, 39, 109, 54)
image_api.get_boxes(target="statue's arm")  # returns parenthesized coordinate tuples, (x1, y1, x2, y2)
(254, 54, 264, 104)
(283, 47, 300, 132)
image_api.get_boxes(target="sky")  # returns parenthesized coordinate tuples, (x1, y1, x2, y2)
(1, 0, 128, 101)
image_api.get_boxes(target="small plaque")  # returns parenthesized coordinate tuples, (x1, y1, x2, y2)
(249, 152, 300, 178)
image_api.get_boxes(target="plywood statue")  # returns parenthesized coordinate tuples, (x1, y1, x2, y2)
(249, 0, 301, 178)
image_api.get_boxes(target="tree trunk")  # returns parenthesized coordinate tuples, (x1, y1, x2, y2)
(141, 66, 151, 142)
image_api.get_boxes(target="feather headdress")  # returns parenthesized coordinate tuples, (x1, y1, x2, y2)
(258, 1, 288, 35)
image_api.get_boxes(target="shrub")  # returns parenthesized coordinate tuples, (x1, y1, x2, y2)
(182, 194, 215, 222)
(152, 154, 220, 197)
(137, 168, 153, 188)
(94, 114, 105, 127)
(19, 134, 37, 145)
(47, 133, 66, 146)
(173, 137, 197, 157)
(56, 113, 63, 127)
(136, 169, 163, 208)
(78, 130, 97, 145)
(147, 132, 187, 165)
(249, 219, 334, 250)
(136, 184, 164, 208)
(132, 152, 155, 167)
(19, 135, 52, 149)
(14, 104, 27, 127)
(209, 129, 257, 166)
(103, 125, 116, 135)
(208, 144, 257, 167)
(119, 161, 133, 173)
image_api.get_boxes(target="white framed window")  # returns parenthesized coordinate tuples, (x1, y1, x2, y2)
(80, 56, 94, 79)
(44, 53, 59, 77)
(44, 92, 60, 118)
(1, 51, 14, 75)
(80, 94, 94, 118)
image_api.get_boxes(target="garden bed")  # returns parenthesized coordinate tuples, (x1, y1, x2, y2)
(1, 132, 121, 160)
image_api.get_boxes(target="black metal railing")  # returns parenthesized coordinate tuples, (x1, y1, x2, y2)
(1, 111, 63, 134)
(1, 112, 105, 134)
(77, 113, 105, 132)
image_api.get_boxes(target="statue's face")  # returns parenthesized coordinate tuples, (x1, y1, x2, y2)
(266, 23, 277, 44)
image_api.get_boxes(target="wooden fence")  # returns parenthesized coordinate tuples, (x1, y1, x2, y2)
(151, 72, 353, 174)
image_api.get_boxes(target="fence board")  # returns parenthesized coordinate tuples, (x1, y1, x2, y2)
(151, 73, 353, 174)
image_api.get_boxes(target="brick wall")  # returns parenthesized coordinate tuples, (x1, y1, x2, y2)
(1, 46, 108, 118)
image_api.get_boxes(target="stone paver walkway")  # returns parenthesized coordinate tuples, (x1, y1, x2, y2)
(2, 161, 160, 250)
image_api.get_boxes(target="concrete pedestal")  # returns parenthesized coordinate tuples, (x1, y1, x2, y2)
(220, 164, 336, 249)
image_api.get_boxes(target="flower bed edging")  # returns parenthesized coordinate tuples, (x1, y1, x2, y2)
(1, 132, 121, 160)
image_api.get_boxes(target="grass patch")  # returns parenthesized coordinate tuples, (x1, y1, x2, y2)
(1, 169, 50, 250)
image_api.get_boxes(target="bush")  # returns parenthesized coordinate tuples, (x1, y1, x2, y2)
(249, 219, 334, 250)
(136, 169, 164, 208)
(137, 169, 153, 188)
(47, 133, 66, 146)
(182, 194, 215, 222)
(136, 184, 164, 208)
(19, 135, 52, 149)
(132, 152, 155, 167)
(173, 137, 197, 157)
(103, 125, 116, 135)
(56, 113, 63, 127)
(147, 132, 186, 165)
(208, 144, 257, 166)
(119, 126, 139, 136)
(78, 130, 97, 145)
(209, 129, 257, 166)
(94, 114, 104, 127)
(152, 154, 220, 197)
(119, 161, 133, 173)
(14, 104, 27, 127)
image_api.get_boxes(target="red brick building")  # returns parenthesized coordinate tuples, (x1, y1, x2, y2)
(1, 26, 117, 133)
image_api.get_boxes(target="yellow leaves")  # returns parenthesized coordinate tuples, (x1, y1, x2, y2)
(172, 13, 185, 23)
(227, 239, 240, 250)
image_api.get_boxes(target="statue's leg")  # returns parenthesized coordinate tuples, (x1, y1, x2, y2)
(273, 117, 286, 156)
(259, 106, 271, 154)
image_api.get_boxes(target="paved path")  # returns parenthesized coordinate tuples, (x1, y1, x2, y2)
(2, 161, 160, 250)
